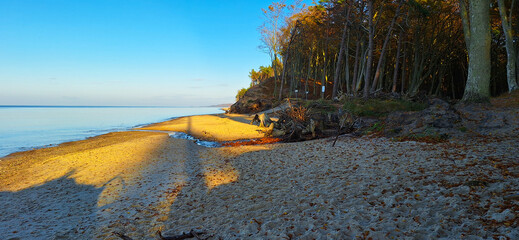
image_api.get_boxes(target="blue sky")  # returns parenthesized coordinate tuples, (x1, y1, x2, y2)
(0, 0, 308, 106)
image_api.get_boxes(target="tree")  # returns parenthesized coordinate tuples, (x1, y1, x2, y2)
(371, 0, 403, 93)
(332, 1, 351, 100)
(236, 88, 249, 101)
(497, 0, 518, 92)
(260, 1, 287, 97)
(249, 69, 260, 86)
(460, 0, 491, 103)
(363, 0, 374, 99)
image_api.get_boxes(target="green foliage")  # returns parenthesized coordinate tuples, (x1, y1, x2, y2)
(236, 88, 249, 101)
(395, 129, 449, 143)
(363, 122, 385, 135)
(249, 65, 275, 86)
(407, 0, 430, 16)
(343, 99, 427, 117)
(304, 99, 336, 113)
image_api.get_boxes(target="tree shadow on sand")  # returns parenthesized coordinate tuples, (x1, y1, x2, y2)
(0, 170, 104, 239)
(163, 117, 280, 238)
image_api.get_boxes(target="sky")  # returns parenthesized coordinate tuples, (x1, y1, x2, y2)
(0, 0, 309, 106)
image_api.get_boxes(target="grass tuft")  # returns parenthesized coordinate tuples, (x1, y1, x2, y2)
(343, 99, 426, 117)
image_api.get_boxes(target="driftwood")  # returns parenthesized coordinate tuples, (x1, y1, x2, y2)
(113, 232, 134, 240)
(332, 112, 354, 147)
(113, 230, 208, 240)
(250, 113, 272, 128)
(157, 230, 208, 240)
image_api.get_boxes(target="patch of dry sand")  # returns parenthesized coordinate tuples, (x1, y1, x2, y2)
(138, 114, 265, 141)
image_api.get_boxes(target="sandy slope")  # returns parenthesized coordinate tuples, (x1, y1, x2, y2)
(1, 114, 518, 239)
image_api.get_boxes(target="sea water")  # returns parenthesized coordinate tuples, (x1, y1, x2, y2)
(0, 106, 223, 157)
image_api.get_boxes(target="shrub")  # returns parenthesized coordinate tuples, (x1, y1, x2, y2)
(287, 105, 309, 123)
(304, 99, 336, 114)
(343, 99, 426, 117)
(236, 87, 249, 101)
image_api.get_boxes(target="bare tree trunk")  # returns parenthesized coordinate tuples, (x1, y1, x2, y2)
(357, 45, 368, 92)
(459, 0, 471, 50)
(352, 36, 361, 96)
(392, 29, 403, 93)
(332, 2, 351, 100)
(345, 33, 351, 94)
(279, 55, 288, 100)
(363, 0, 374, 99)
(497, 0, 518, 92)
(305, 45, 314, 100)
(278, 23, 299, 101)
(462, 0, 491, 103)
(371, 0, 403, 92)
(314, 52, 319, 96)
(401, 42, 407, 94)
(273, 54, 279, 98)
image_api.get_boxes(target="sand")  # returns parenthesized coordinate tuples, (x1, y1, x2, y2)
(138, 114, 265, 141)
(1, 114, 518, 239)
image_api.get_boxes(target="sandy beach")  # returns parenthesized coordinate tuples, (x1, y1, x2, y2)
(1, 113, 518, 239)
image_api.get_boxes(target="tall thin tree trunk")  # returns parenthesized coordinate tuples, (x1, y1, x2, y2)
(363, 0, 374, 99)
(392, 29, 403, 93)
(401, 43, 407, 94)
(352, 37, 361, 96)
(278, 23, 299, 101)
(332, 3, 351, 100)
(462, 0, 491, 103)
(314, 52, 319, 96)
(357, 47, 368, 91)
(279, 56, 288, 100)
(345, 33, 351, 94)
(273, 54, 279, 98)
(497, 0, 518, 92)
(371, 0, 403, 92)
(305, 46, 314, 100)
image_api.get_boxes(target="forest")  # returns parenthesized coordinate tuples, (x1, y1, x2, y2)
(245, 0, 519, 103)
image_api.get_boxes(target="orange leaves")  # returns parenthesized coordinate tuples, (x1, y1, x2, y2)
(413, 216, 421, 224)
(395, 134, 448, 144)
(222, 137, 283, 147)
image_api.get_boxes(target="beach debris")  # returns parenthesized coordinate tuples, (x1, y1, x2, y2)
(113, 232, 135, 240)
(222, 137, 282, 147)
(464, 180, 489, 187)
(250, 113, 272, 128)
(271, 103, 355, 141)
(157, 229, 208, 240)
(332, 111, 355, 146)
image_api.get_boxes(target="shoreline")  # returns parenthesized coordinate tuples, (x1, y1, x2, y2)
(1, 113, 518, 239)
(0, 109, 226, 159)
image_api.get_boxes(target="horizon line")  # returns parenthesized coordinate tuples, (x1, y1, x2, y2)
(0, 105, 219, 108)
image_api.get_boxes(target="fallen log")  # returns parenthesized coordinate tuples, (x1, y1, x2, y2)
(157, 229, 207, 240)
(113, 232, 134, 240)
(250, 113, 272, 128)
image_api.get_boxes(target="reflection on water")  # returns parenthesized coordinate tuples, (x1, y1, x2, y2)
(0, 106, 222, 157)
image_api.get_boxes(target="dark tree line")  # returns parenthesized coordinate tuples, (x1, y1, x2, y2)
(255, 0, 519, 103)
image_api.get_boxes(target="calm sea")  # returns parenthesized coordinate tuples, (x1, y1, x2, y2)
(0, 106, 223, 157)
